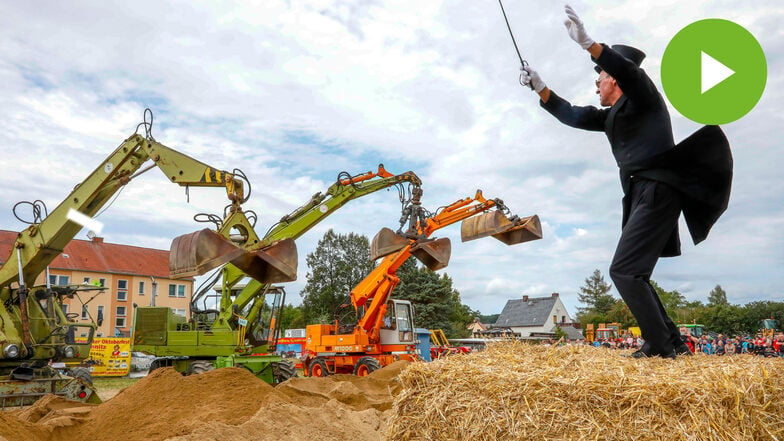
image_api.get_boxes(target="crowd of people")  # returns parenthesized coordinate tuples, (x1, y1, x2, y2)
(583, 328, 784, 357)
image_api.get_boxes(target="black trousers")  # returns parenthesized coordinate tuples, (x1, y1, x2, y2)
(610, 178, 682, 353)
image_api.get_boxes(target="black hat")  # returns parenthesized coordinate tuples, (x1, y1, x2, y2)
(594, 44, 646, 73)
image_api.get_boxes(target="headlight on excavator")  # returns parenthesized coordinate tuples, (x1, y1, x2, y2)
(4, 344, 20, 359)
(63, 346, 75, 358)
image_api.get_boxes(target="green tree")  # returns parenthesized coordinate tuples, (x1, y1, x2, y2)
(478, 313, 500, 325)
(577, 269, 615, 315)
(605, 299, 635, 328)
(708, 284, 729, 307)
(394, 258, 476, 338)
(650, 280, 686, 323)
(279, 304, 305, 331)
(300, 229, 374, 324)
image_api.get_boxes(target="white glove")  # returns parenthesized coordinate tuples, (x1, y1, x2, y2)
(520, 66, 546, 93)
(563, 5, 595, 50)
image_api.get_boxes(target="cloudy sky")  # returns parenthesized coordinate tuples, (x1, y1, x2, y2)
(1, 1, 781, 317)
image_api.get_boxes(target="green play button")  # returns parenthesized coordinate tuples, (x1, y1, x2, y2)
(661, 19, 766, 125)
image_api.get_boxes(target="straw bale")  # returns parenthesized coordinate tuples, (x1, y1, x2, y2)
(386, 341, 784, 441)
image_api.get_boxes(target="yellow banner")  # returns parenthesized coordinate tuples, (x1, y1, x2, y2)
(86, 337, 132, 377)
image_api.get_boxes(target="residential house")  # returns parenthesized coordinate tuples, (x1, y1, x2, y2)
(0, 230, 192, 338)
(494, 293, 582, 340)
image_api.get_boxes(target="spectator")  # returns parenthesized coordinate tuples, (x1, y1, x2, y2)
(702, 338, 713, 355)
(715, 339, 726, 356)
(725, 339, 735, 355)
(678, 327, 698, 354)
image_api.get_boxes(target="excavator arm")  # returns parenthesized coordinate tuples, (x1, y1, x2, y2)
(191, 165, 422, 335)
(354, 190, 542, 341)
(0, 133, 246, 293)
(0, 110, 287, 366)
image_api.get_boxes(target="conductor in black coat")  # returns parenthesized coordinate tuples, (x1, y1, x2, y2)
(520, 5, 732, 358)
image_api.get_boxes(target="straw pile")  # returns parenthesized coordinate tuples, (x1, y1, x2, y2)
(386, 342, 784, 441)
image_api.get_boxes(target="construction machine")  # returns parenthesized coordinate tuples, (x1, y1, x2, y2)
(429, 329, 471, 359)
(133, 165, 422, 384)
(759, 318, 780, 339)
(0, 109, 293, 406)
(585, 323, 641, 344)
(304, 188, 542, 376)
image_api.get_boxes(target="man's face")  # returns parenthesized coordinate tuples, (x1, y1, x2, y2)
(595, 71, 616, 106)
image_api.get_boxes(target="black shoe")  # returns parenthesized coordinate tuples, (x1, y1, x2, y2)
(629, 342, 676, 359)
(674, 342, 693, 356)
(629, 342, 652, 359)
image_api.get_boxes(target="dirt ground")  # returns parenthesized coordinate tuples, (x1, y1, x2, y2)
(0, 361, 409, 441)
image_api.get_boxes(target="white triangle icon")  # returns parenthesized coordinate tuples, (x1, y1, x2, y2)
(701, 51, 735, 94)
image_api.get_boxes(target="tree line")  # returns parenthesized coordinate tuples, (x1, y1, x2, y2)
(278, 229, 476, 338)
(577, 269, 784, 336)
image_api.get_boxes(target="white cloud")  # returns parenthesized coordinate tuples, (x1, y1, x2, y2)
(1, 0, 781, 318)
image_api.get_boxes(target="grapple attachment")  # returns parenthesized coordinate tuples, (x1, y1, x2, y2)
(460, 211, 514, 242)
(461, 212, 543, 245)
(411, 237, 451, 271)
(169, 229, 246, 278)
(370, 227, 410, 260)
(491, 215, 542, 245)
(230, 238, 298, 283)
(169, 230, 299, 283)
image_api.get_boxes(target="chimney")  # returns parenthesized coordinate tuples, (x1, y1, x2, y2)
(92, 236, 104, 244)
(551, 292, 559, 298)
(522, 295, 529, 302)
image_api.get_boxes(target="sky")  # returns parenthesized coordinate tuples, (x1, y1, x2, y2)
(1, 1, 781, 317)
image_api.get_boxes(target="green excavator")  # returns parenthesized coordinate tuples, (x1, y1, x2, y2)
(132, 165, 422, 384)
(0, 109, 294, 406)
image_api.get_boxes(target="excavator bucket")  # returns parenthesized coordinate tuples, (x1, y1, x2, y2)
(411, 237, 451, 271)
(460, 211, 514, 243)
(169, 229, 246, 278)
(370, 227, 410, 260)
(492, 215, 542, 245)
(230, 238, 298, 283)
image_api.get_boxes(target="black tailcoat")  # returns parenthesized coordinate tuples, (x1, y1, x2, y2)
(540, 44, 732, 256)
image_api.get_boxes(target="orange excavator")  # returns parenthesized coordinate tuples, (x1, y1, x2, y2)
(304, 188, 542, 376)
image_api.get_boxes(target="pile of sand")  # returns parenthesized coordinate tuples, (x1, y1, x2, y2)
(387, 342, 784, 441)
(0, 361, 410, 441)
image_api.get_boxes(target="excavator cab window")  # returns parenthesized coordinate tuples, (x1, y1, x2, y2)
(395, 302, 414, 343)
(381, 302, 396, 330)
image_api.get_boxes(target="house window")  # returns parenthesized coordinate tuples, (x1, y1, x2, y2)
(174, 309, 186, 317)
(81, 305, 89, 320)
(117, 280, 128, 301)
(115, 317, 126, 328)
(138, 281, 145, 295)
(116, 306, 126, 316)
(83, 277, 90, 284)
(49, 275, 70, 286)
(62, 304, 69, 315)
(169, 284, 186, 297)
(97, 305, 104, 324)
(99, 278, 106, 287)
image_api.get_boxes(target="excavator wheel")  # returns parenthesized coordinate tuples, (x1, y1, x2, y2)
(272, 359, 297, 384)
(68, 367, 94, 385)
(187, 360, 215, 375)
(308, 357, 330, 377)
(353, 356, 382, 377)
